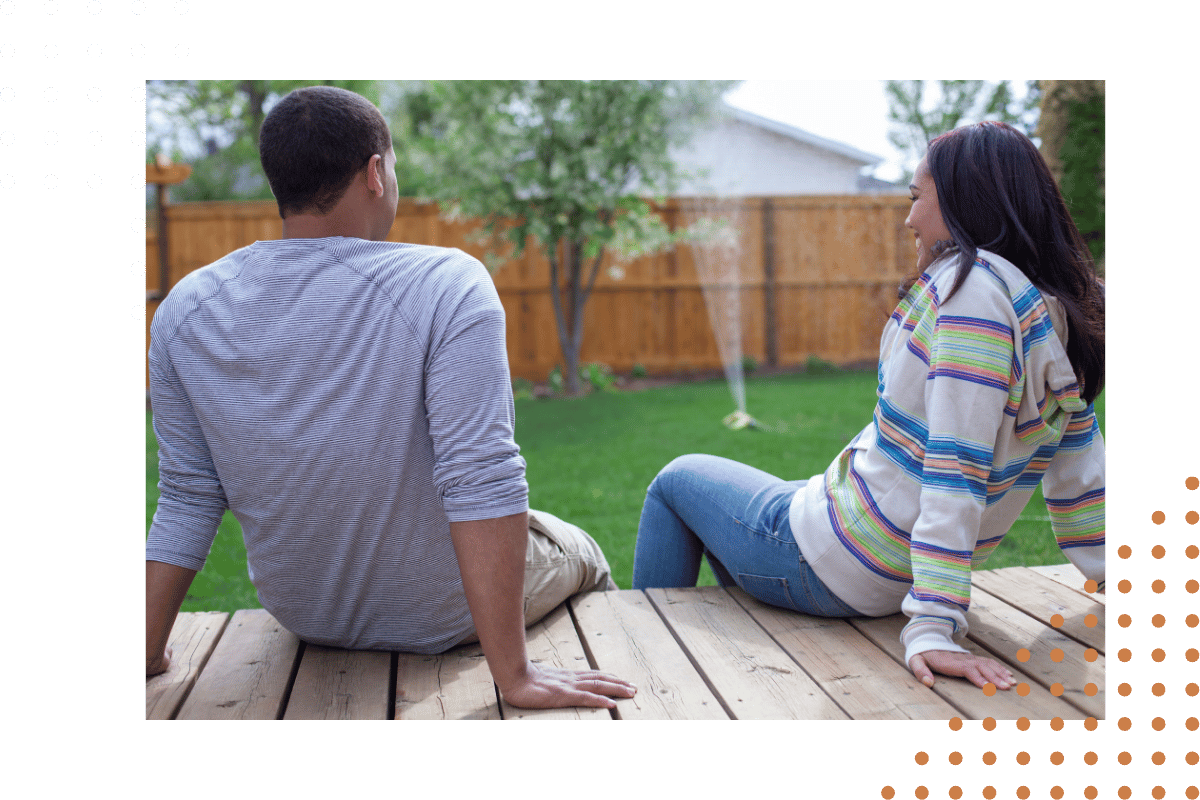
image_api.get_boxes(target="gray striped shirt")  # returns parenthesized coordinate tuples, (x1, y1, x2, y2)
(147, 237, 528, 652)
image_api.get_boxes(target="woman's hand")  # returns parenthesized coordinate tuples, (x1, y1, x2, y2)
(909, 650, 1014, 690)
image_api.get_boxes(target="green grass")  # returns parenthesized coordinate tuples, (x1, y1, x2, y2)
(146, 370, 1104, 612)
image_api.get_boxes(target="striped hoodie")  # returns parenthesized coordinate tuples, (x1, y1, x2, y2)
(789, 249, 1105, 663)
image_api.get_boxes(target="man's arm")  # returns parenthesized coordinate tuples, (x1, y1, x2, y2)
(448, 512, 636, 709)
(146, 560, 197, 677)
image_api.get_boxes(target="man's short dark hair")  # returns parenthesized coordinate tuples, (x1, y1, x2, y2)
(259, 85, 393, 218)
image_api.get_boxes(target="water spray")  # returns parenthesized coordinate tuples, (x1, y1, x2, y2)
(722, 409, 760, 431)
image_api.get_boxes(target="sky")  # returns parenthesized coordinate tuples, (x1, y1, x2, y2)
(723, 79, 903, 181)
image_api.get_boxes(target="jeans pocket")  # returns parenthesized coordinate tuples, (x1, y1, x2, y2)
(737, 573, 801, 613)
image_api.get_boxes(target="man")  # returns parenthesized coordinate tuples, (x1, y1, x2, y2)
(146, 85, 635, 710)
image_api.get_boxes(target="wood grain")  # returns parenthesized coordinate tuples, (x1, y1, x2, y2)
(647, 587, 847, 719)
(571, 589, 727, 719)
(146, 611, 229, 720)
(176, 609, 300, 720)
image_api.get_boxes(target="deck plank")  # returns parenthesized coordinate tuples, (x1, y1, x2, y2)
(501, 603, 611, 720)
(972, 566, 1105, 652)
(728, 590, 960, 720)
(283, 645, 392, 720)
(570, 589, 728, 719)
(1028, 563, 1106, 604)
(394, 643, 500, 720)
(851, 614, 1087, 720)
(647, 587, 849, 719)
(175, 609, 301, 720)
(146, 611, 230, 720)
(965, 586, 1104, 718)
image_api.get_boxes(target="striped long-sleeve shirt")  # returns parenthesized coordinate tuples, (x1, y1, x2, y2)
(146, 237, 528, 652)
(789, 249, 1104, 662)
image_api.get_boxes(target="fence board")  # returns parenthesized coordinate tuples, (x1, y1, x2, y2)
(146, 195, 912, 386)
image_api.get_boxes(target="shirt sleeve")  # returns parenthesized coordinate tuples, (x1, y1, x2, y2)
(899, 289, 1015, 664)
(1042, 406, 1105, 584)
(145, 315, 229, 572)
(423, 257, 528, 521)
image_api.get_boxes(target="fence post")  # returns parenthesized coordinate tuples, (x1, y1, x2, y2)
(146, 157, 191, 301)
(761, 197, 778, 368)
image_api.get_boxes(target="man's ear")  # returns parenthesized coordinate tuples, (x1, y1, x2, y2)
(365, 153, 384, 197)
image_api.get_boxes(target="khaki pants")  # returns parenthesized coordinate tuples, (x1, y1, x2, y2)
(460, 508, 613, 643)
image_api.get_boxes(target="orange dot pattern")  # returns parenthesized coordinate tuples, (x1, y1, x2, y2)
(879, 474, 1200, 800)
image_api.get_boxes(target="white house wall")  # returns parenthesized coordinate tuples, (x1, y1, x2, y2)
(669, 117, 872, 196)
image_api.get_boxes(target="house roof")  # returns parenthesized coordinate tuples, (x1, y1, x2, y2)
(720, 104, 884, 167)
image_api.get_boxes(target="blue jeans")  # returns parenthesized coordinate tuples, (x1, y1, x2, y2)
(632, 454, 859, 617)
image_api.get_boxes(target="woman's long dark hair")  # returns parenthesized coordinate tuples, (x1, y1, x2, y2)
(925, 121, 1105, 403)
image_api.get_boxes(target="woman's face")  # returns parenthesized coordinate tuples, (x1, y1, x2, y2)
(905, 157, 953, 270)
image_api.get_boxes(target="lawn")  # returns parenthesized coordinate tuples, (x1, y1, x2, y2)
(146, 369, 1105, 613)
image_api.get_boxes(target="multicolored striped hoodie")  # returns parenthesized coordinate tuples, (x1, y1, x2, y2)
(789, 249, 1105, 663)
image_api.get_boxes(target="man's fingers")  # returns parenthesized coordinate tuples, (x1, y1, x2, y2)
(576, 676, 637, 698)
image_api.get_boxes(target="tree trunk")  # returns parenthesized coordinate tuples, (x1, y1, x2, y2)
(563, 240, 586, 395)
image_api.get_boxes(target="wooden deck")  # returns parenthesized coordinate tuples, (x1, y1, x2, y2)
(146, 564, 1104, 720)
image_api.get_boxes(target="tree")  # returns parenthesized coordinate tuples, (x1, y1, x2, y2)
(145, 80, 386, 202)
(884, 80, 1041, 182)
(405, 80, 735, 395)
(1036, 81, 1105, 270)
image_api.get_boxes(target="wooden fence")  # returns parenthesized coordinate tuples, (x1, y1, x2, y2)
(146, 195, 914, 386)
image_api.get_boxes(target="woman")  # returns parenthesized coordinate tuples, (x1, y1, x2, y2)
(632, 121, 1105, 690)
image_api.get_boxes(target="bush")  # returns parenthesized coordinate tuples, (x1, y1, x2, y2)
(580, 362, 617, 393)
(547, 365, 564, 395)
(512, 378, 534, 400)
(804, 355, 841, 375)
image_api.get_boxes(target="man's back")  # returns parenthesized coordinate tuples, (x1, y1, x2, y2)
(147, 237, 528, 652)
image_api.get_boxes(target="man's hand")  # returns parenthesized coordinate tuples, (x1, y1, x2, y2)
(147, 561, 196, 681)
(147, 646, 173, 678)
(909, 649, 1015, 690)
(449, 512, 636, 711)
(499, 661, 637, 710)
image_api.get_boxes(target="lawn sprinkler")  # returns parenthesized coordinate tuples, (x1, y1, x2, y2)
(722, 409, 759, 431)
